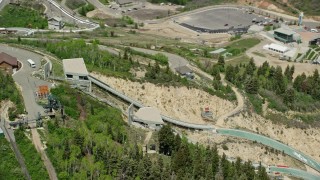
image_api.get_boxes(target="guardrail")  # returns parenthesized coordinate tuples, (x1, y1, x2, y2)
(88, 75, 215, 130)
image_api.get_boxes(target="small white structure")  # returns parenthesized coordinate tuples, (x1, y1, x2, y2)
(48, 17, 64, 30)
(62, 58, 91, 92)
(209, 48, 227, 56)
(133, 107, 164, 129)
(263, 43, 289, 54)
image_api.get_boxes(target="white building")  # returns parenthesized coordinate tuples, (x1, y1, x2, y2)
(133, 107, 164, 129)
(62, 58, 91, 92)
(48, 17, 64, 30)
(263, 43, 289, 54)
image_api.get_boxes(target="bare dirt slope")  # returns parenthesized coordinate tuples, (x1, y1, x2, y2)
(91, 72, 236, 124)
(141, 20, 230, 45)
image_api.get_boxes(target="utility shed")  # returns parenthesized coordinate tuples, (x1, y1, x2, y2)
(209, 48, 226, 55)
(63, 58, 91, 92)
(48, 17, 64, 30)
(133, 107, 164, 129)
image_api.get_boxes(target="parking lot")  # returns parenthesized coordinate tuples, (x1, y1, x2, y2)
(175, 8, 271, 31)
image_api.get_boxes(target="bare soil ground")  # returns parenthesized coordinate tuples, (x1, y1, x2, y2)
(91, 72, 236, 124)
(86, 9, 113, 19)
(141, 20, 230, 45)
(127, 9, 169, 20)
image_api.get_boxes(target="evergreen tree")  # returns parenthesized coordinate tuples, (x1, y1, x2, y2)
(225, 65, 235, 82)
(245, 77, 259, 94)
(158, 125, 175, 155)
(283, 88, 295, 106)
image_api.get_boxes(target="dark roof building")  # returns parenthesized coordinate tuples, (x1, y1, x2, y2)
(0, 52, 19, 74)
(274, 28, 299, 43)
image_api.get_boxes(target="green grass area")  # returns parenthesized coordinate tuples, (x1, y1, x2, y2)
(99, 0, 109, 4)
(247, 93, 263, 115)
(0, 138, 24, 179)
(224, 38, 261, 57)
(0, 4, 47, 29)
(252, 51, 266, 57)
(305, 49, 311, 59)
(183, 0, 236, 10)
(259, 89, 288, 113)
(307, 51, 315, 60)
(65, 0, 86, 9)
(225, 55, 251, 66)
(14, 130, 49, 179)
(288, 0, 320, 16)
(296, 53, 302, 59)
(50, 58, 64, 77)
(228, 38, 261, 50)
(0, 71, 25, 120)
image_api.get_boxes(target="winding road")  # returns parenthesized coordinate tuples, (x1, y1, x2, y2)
(0, 44, 58, 180)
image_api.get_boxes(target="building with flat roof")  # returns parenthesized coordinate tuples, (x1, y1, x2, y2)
(63, 58, 91, 92)
(274, 28, 300, 43)
(133, 107, 164, 129)
(263, 43, 290, 54)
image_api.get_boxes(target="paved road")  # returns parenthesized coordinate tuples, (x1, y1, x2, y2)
(217, 128, 320, 172)
(269, 166, 320, 180)
(130, 47, 189, 70)
(0, 44, 51, 121)
(0, 44, 58, 179)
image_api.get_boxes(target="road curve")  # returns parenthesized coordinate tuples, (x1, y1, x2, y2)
(0, 44, 58, 180)
(269, 166, 320, 180)
(217, 128, 320, 172)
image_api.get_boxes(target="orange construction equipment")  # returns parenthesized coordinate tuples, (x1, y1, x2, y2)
(38, 85, 49, 97)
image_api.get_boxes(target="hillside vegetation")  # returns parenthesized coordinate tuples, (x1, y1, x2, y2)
(0, 72, 24, 120)
(0, 138, 24, 179)
(43, 84, 269, 179)
(0, 4, 47, 29)
(288, 0, 320, 16)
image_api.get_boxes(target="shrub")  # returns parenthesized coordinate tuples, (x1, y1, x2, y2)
(222, 144, 229, 150)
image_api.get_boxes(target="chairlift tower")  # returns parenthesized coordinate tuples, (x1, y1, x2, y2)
(298, 12, 303, 26)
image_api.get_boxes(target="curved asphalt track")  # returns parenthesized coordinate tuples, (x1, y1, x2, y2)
(217, 128, 320, 172)
(269, 166, 320, 180)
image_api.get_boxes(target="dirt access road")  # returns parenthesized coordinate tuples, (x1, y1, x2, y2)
(0, 101, 31, 180)
(188, 65, 245, 126)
